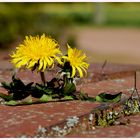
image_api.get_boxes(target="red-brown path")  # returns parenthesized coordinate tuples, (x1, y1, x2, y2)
(0, 58, 140, 137)
(76, 27, 140, 65)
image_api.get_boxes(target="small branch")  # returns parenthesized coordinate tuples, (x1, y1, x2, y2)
(134, 71, 137, 90)
(131, 71, 140, 99)
(101, 60, 107, 74)
(101, 60, 107, 76)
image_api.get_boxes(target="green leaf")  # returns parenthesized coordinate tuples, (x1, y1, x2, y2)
(0, 93, 13, 101)
(79, 92, 89, 100)
(34, 84, 54, 95)
(22, 95, 32, 103)
(40, 94, 52, 102)
(44, 88, 54, 95)
(62, 83, 76, 96)
(87, 97, 96, 102)
(26, 82, 34, 89)
(95, 92, 122, 103)
(5, 100, 18, 106)
(12, 75, 25, 88)
(1, 82, 11, 90)
(12, 91, 30, 100)
(64, 96, 74, 100)
(31, 92, 43, 98)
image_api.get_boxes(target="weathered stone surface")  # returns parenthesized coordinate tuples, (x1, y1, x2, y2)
(0, 101, 99, 137)
(0, 59, 140, 137)
(67, 114, 140, 138)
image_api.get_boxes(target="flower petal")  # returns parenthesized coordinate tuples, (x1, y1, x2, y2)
(76, 66, 83, 78)
(55, 56, 63, 65)
(71, 66, 76, 77)
(28, 59, 37, 69)
(10, 34, 62, 72)
(38, 59, 44, 71)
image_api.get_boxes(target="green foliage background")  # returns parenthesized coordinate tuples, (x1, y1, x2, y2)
(0, 3, 140, 48)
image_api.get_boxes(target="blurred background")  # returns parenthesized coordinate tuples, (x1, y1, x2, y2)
(0, 3, 140, 64)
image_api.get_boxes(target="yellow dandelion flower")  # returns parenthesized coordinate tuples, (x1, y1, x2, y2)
(62, 44, 89, 78)
(11, 34, 62, 72)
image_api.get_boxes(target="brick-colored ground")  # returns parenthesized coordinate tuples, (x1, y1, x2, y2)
(0, 101, 99, 137)
(67, 113, 140, 138)
(0, 56, 140, 137)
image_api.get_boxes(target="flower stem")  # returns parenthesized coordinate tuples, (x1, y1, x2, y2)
(40, 72, 46, 85)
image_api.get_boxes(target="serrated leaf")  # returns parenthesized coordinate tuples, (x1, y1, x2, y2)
(62, 83, 76, 96)
(40, 94, 52, 102)
(47, 78, 60, 89)
(12, 75, 25, 88)
(64, 96, 74, 100)
(26, 82, 34, 89)
(87, 97, 96, 102)
(0, 93, 13, 101)
(32, 83, 54, 98)
(12, 92, 30, 100)
(95, 92, 122, 103)
(22, 95, 32, 103)
(5, 100, 18, 106)
(1, 82, 11, 90)
(44, 88, 54, 95)
(79, 92, 89, 100)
